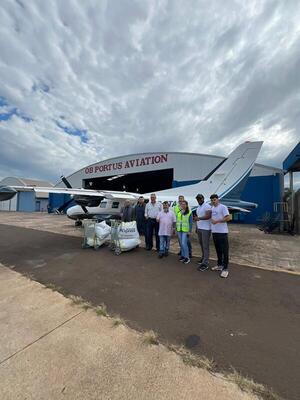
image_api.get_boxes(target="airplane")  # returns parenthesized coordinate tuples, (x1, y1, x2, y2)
(0, 141, 263, 225)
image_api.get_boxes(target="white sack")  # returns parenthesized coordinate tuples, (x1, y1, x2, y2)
(86, 236, 107, 247)
(95, 221, 111, 240)
(119, 237, 141, 252)
(118, 221, 139, 240)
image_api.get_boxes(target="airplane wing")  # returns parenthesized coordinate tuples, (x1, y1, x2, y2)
(34, 187, 141, 200)
(0, 185, 141, 201)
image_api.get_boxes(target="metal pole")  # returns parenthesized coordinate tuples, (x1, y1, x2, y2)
(279, 173, 284, 232)
(289, 171, 294, 220)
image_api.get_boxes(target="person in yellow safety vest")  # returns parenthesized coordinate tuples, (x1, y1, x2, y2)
(176, 200, 193, 265)
(173, 195, 192, 258)
(173, 195, 183, 216)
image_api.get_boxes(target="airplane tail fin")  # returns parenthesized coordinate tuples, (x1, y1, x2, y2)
(165, 141, 263, 199)
(205, 141, 263, 199)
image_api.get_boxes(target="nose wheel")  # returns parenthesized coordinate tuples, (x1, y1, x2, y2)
(75, 220, 83, 227)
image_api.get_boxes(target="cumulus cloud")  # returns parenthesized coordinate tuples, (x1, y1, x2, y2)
(0, 0, 299, 184)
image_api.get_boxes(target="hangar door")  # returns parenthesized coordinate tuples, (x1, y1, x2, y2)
(83, 168, 174, 193)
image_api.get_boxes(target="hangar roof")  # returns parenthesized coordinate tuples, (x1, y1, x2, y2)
(283, 142, 300, 172)
(0, 177, 53, 187)
(64, 151, 282, 182)
(0, 177, 53, 198)
(87, 151, 224, 163)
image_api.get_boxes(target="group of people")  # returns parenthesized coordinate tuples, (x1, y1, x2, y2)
(120, 192, 231, 278)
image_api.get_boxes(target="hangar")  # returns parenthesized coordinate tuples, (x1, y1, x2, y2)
(52, 151, 284, 224)
(0, 177, 53, 212)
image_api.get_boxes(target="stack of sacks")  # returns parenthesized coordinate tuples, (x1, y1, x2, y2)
(95, 221, 111, 245)
(86, 221, 111, 247)
(117, 221, 141, 251)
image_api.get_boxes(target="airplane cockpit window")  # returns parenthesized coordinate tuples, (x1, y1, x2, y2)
(100, 202, 107, 208)
(112, 202, 119, 209)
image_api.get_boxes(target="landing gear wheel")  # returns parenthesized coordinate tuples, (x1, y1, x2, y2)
(115, 247, 121, 256)
(75, 220, 83, 227)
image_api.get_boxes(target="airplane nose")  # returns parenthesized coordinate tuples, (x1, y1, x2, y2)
(66, 205, 81, 219)
(0, 186, 17, 201)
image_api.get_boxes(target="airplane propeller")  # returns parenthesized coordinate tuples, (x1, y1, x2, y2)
(58, 176, 103, 223)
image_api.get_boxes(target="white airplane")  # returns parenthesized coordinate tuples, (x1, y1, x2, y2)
(0, 141, 263, 224)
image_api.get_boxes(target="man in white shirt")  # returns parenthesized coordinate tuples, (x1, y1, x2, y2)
(193, 194, 211, 271)
(210, 194, 231, 278)
(144, 193, 162, 251)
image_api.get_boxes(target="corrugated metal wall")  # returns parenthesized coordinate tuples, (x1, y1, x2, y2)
(0, 193, 18, 211)
(237, 174, 282, 224)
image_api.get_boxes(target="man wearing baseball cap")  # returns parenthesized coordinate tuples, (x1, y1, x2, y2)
(194, 194, 212, 271)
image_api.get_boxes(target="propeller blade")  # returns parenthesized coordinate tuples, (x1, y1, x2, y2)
(61, 175, 72, 189)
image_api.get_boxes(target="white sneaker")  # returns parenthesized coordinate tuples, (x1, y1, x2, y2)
(220, 270, 229, 278)
(211, 265, 223, 271)
(183, 258, 191, 264)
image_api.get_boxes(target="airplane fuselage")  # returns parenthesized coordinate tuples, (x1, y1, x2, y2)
(66, 192, 257, 221)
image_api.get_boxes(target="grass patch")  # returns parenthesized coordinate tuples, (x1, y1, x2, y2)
(168, 344, 215, 371)
(68, 295, 92, 310)
(81, 301, 93, 310)
(22, 272, 35, 281)
(111, 315, 126, 327)
(227, 369, 280, 400)
(68, 295, 85, 305)
(95, 303, 108, 317)
(142, 330, 159, 345)
(44, 283, 62, 291)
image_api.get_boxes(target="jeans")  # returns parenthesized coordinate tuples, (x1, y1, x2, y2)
(159, 235, 170, 255)
(197, 229, 211, 266)
(136, 217, 146, 236)
(212, 233, 229, 270)
(146, 218, 160, 250)
(177, 231, 189, 259)
(178, 235, 192, 256)
(187, 236, 192, 257)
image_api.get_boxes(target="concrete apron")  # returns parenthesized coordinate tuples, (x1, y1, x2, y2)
(0, 265, 256, 400)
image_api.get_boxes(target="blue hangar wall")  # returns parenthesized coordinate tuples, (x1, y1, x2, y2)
(173, 174, 282, 224)
(48, 193, 75, 213)
(238, 174, 282, 224)
(16, 192, 49, 212)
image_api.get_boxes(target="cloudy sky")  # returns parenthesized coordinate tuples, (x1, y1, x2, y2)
(0, 0, 299, 185)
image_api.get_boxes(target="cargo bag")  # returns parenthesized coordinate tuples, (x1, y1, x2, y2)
(113, 221, 141, 253)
